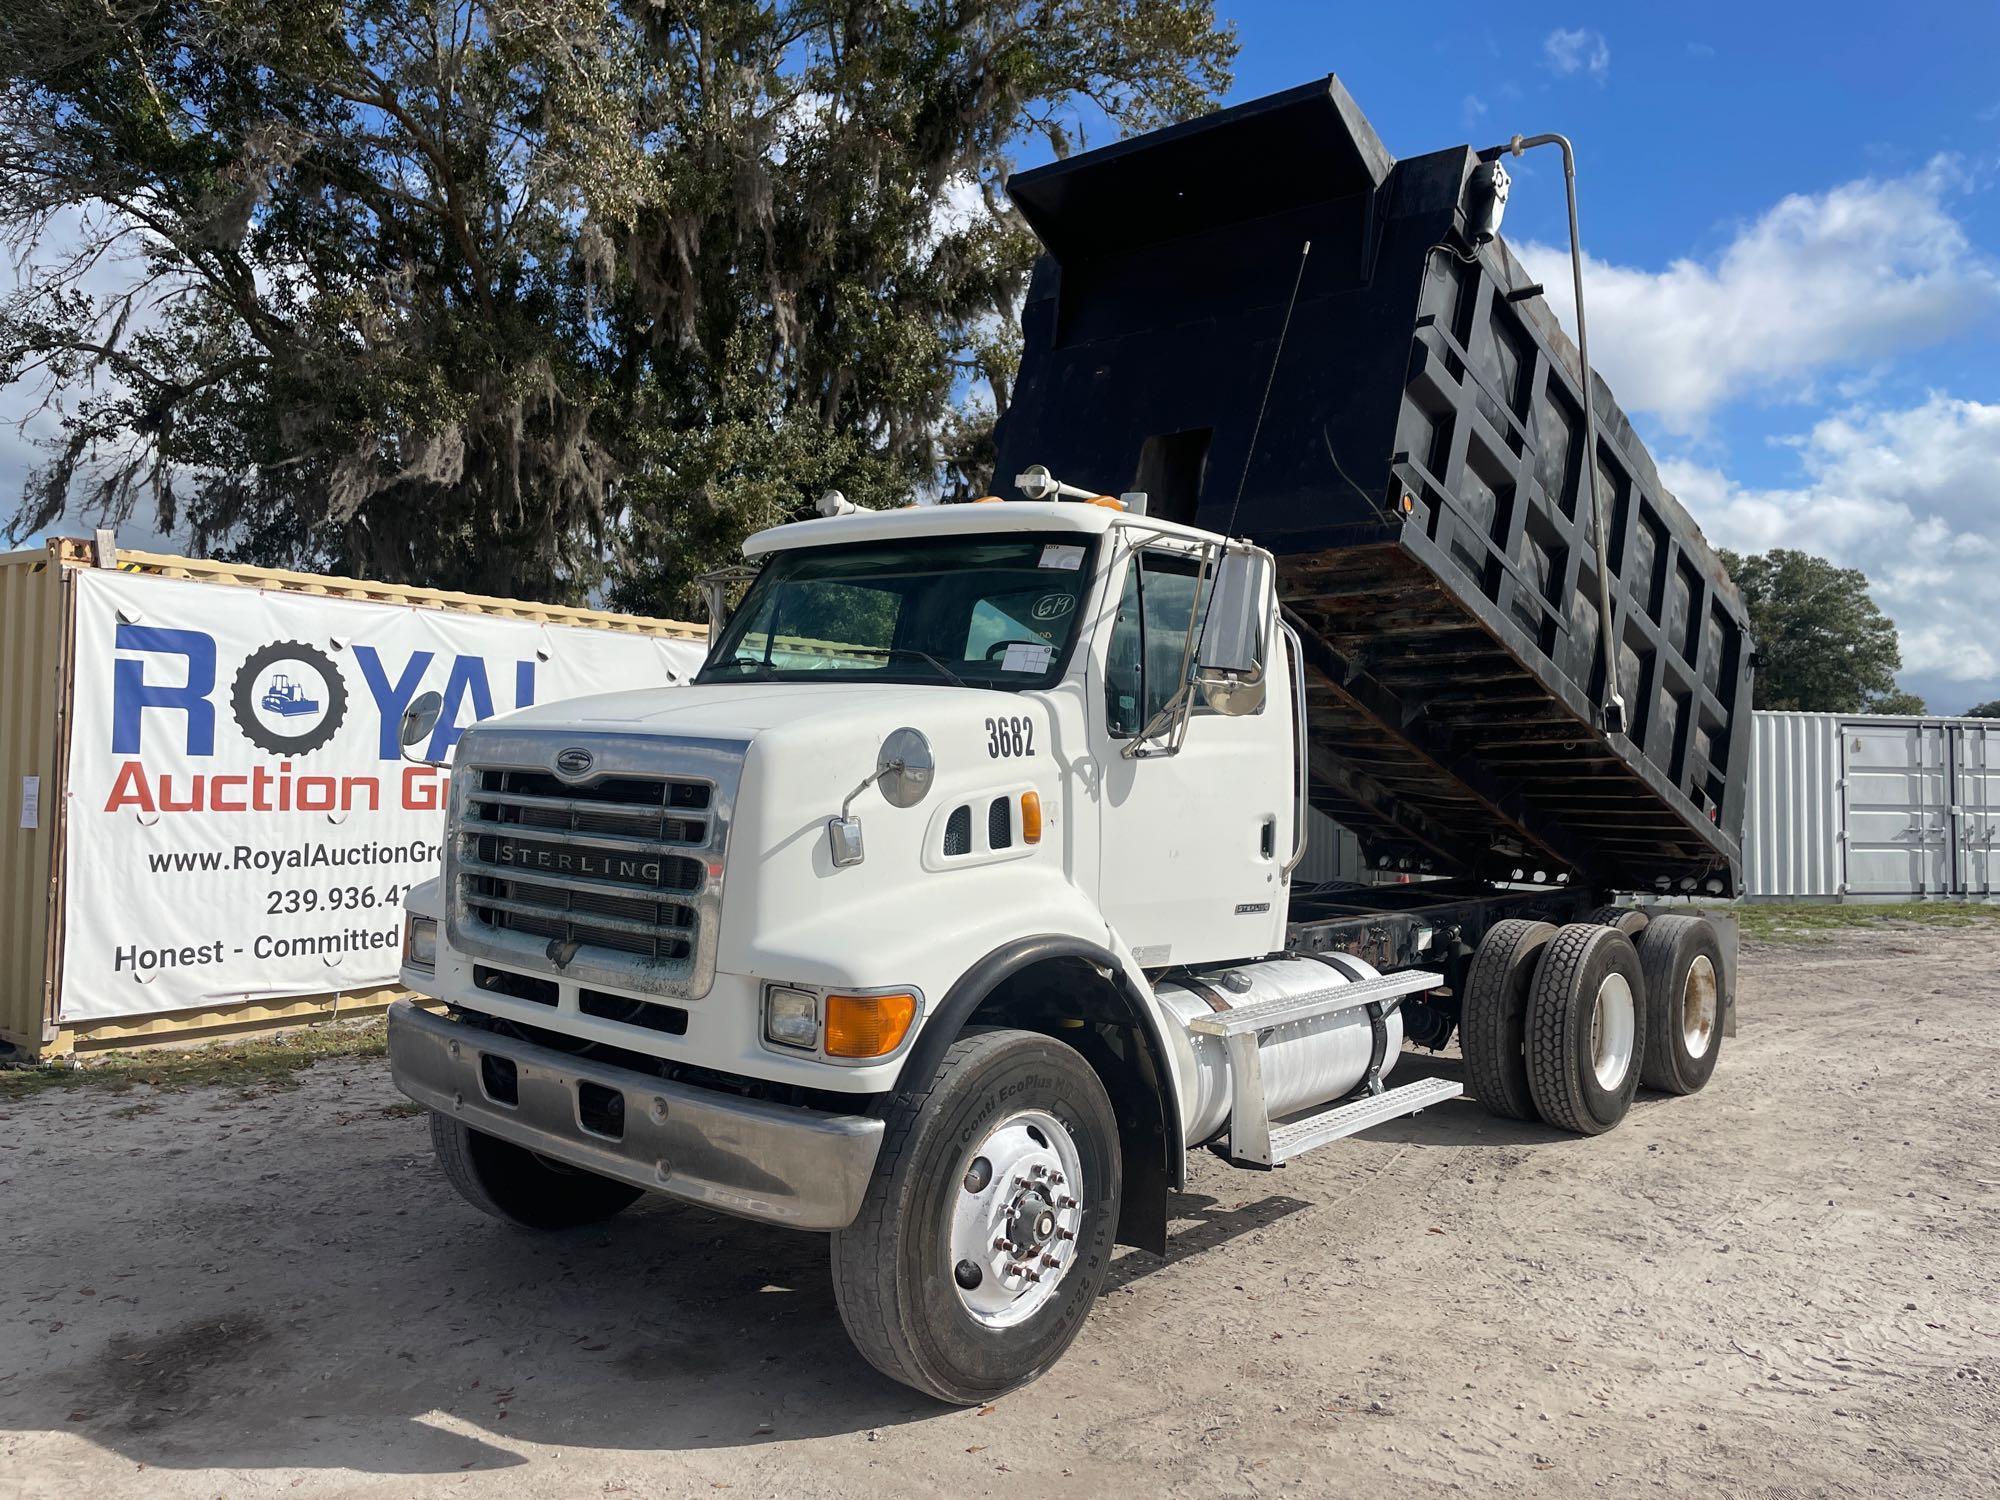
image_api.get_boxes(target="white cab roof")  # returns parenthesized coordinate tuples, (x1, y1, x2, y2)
(742, 500, 1222, 559)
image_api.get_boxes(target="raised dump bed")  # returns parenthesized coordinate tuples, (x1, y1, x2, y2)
(993, 76, 1754, 896)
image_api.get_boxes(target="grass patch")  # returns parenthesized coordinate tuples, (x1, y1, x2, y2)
(1725, 902, 2000, 943)
(0, 1019, 387, 1100)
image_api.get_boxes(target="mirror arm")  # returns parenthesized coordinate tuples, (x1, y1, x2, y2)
(1122, 537, 1226, 759)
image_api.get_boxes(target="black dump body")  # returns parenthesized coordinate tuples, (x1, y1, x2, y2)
(992, 77, 1753, 897)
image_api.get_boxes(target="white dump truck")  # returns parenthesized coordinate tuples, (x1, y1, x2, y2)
(387, 78, 1748, 1404)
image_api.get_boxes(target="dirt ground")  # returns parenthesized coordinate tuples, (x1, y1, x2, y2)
(4, 922, 1996, 1500)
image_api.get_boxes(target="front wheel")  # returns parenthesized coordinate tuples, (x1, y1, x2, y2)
(830, 1029, 1122, 1404)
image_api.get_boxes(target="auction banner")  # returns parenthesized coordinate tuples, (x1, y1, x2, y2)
(60, 569, 708, 1022)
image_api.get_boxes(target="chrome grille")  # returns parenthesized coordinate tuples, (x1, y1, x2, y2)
(444, 730, 745, 1001)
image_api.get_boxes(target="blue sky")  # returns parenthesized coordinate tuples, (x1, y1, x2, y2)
(8, 4, 2000, 709)
(1207, 2, 2000, 711)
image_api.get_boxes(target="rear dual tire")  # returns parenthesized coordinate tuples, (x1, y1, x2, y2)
(1459, 918, 1557, 1121)
(1524, 923, 1646, 1135)
(1635, 914, 1726, 1095)
(1463, 919, 1650, 1134)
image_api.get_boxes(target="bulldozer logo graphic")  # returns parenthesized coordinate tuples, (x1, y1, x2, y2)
(231, 640, 349, 756)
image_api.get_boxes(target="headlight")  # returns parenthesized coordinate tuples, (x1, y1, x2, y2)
(403, 915, 438, 971)
(763, 985, 819, 1049)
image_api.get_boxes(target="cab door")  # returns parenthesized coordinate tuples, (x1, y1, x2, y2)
(1089, 543, 1294, 967)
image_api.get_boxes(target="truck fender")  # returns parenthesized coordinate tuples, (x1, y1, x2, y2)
(899, 933, 1186, 1256)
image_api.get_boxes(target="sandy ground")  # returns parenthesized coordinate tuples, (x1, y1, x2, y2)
(3, 922, 1996, 1500)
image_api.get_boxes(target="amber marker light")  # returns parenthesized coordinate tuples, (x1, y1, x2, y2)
(1020, 790, 1043, 844)
(823, 991, 919, 1058)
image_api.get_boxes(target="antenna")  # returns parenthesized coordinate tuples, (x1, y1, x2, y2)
(1225, 240, 1312, 538)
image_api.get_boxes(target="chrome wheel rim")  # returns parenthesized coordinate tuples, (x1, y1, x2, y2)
(1589, 972, 1636, 1090)
(947, 1109, 1084, 1329)
(1683, 954, 1718, 1057)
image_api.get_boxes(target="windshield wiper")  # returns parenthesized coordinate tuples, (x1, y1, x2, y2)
(842, 646, 969, 688)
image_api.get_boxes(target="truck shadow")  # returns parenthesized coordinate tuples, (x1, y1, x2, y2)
(20, 1050, 1638, 1478)
(22, 1165, 1319, 1476)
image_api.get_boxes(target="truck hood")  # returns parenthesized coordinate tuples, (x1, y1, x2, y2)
(492, 679, 1005, 739)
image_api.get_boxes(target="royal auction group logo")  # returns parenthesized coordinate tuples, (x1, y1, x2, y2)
(230, 640, 349, 756)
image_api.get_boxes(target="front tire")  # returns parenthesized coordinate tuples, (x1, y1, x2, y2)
(429, 1113, 645, 1229)
(830, 1029, 1122, 1404)
(1524, 924, 1646, 1135)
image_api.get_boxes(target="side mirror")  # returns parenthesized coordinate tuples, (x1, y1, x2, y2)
(1197, 549, 1269, 673)
(399, 690, 444, 750)
(1194, 548, 1270, 716)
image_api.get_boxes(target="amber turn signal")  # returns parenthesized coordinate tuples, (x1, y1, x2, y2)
(1020, 790, 1043, 844)
(823, 991, 918, 1058)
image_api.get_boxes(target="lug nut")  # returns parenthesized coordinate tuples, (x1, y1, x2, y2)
(1058, 1195, 1077, 1209)
(993, 1238, 1014, 1253)
(1040, 1254, 1060, 1269)
(1019, 1269, 1042, 1283)
(1056, 1227, 1075, 1241)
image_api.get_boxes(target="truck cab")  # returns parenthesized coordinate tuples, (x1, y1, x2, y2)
(391, 493, 1303, 1262)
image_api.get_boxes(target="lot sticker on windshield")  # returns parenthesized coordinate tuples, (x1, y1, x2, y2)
(1000, 642, 1054, 674)
(1038, 544, 1085, 570)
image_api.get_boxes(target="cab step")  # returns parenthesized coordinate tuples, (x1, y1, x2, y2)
(1262, 1076, 1463, 1164)
(1189, 967, 1453, 1168)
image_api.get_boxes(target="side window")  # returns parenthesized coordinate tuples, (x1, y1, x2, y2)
(1103, 551, 1209, 739)
(1105, 564, 1144, 736)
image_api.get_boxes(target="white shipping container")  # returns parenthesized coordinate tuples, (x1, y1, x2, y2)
(1745, 710, 2000, 902)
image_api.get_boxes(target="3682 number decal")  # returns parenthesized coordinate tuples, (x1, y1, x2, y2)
(985, 716, 1035, 758)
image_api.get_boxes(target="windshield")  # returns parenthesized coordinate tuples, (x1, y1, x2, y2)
(699, 533, 1096, 690)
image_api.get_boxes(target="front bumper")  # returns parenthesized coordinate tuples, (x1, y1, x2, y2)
(387, 1001, 885, 1230)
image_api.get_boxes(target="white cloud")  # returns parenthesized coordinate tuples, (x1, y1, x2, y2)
(1543, 28, 1610, 80)
(1516, 157, 2000, 434)
(1666, 394, 2000, 699)
(1461, 93, 1488, 133)
(924, 172, 991, 252)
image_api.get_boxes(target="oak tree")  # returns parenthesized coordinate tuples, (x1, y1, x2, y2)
(1, 1, 1235, 610)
